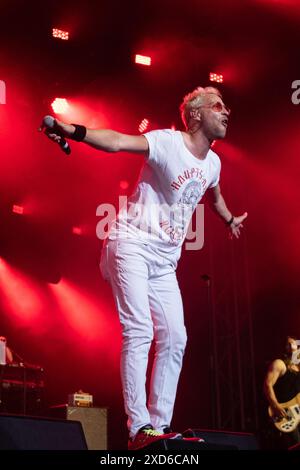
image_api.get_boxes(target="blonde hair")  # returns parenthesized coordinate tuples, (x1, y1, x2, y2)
(180, 86, 222, 130)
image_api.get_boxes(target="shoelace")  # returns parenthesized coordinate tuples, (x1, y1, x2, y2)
(142, 429, 162, 437)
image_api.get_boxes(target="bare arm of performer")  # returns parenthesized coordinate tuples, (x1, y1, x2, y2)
(40, 119, 248, 239)
(39, 119, 149, 155)
(206, 183, 248, 239)
(263, 359, 287, 418)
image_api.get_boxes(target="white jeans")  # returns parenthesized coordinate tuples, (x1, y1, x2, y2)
(100, 239, 187, 438)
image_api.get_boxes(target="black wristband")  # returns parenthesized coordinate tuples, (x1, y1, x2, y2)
(71, 124, 87, 142)
(226, 215, 234, 226)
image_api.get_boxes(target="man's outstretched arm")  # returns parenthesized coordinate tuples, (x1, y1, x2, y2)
(206, 184, 248, 239)
(39, 118, 149, 155)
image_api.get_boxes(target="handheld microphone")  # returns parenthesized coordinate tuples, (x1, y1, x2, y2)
(42, 115, 71, 155)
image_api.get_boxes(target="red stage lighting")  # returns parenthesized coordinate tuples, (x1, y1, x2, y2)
(119, 180, 129, 190)
(51, 98, 69, 114)
(138, 118, 149, 133)
(0, 80, 6, 104)
(49, 279, 111, 341)
(12, 205, 24, 215)
(52, 28, 69, 40)
(135, 54, 151, 66)
(209, 72, 224, 83)
(72, 226, 83, 235)
(0, 259, 43, 322)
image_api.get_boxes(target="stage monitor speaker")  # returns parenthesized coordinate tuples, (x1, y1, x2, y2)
(0, 414, 88, 450)
(183, 428, 259, 450)
(138, 438, 237, 451)
(50, 405, 108, 450)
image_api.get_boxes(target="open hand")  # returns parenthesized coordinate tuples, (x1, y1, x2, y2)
(229, 212, 248, 239)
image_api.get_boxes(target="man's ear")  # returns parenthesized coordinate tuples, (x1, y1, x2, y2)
(190, 108, 201, 121)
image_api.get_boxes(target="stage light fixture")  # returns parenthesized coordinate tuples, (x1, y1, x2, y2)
(135, 54, 151, 66)
(138, 118, 149, 133)
(72, 227, 83, 236)
(52, 28, 69, 40)
(0, 80, 6, 104)
(12, 205, 24, 215)
(209, 72, 223, 83)
(51, 98, 69, 114)
(119, 180, 129, 190)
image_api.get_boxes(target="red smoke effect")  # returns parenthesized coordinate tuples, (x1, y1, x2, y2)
(49, 278, 119, 349)
(0, 258, 44, 323)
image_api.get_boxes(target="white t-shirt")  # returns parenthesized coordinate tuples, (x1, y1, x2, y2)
(108, 129, 221, 258)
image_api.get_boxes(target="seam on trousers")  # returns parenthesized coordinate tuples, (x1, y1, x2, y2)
(148, 280, 172, 406)
(114, 242, 131, 396)
(111, 242, 151, 434)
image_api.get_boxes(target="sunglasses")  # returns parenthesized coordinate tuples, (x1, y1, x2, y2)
(202, 101, 231, 115)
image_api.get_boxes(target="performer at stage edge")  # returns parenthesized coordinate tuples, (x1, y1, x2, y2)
(40, 86, 247, 450)
(264, 335, 300, 449)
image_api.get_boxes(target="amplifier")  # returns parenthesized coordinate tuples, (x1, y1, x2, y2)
(50, 404, 108, 450)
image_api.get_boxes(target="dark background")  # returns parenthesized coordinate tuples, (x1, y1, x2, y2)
(0, 0, 299, 449)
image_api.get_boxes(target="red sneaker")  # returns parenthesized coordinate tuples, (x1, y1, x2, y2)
(128, 425, 180, 451)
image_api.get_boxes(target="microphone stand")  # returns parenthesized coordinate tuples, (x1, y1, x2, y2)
(201, 274, 221, 429)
